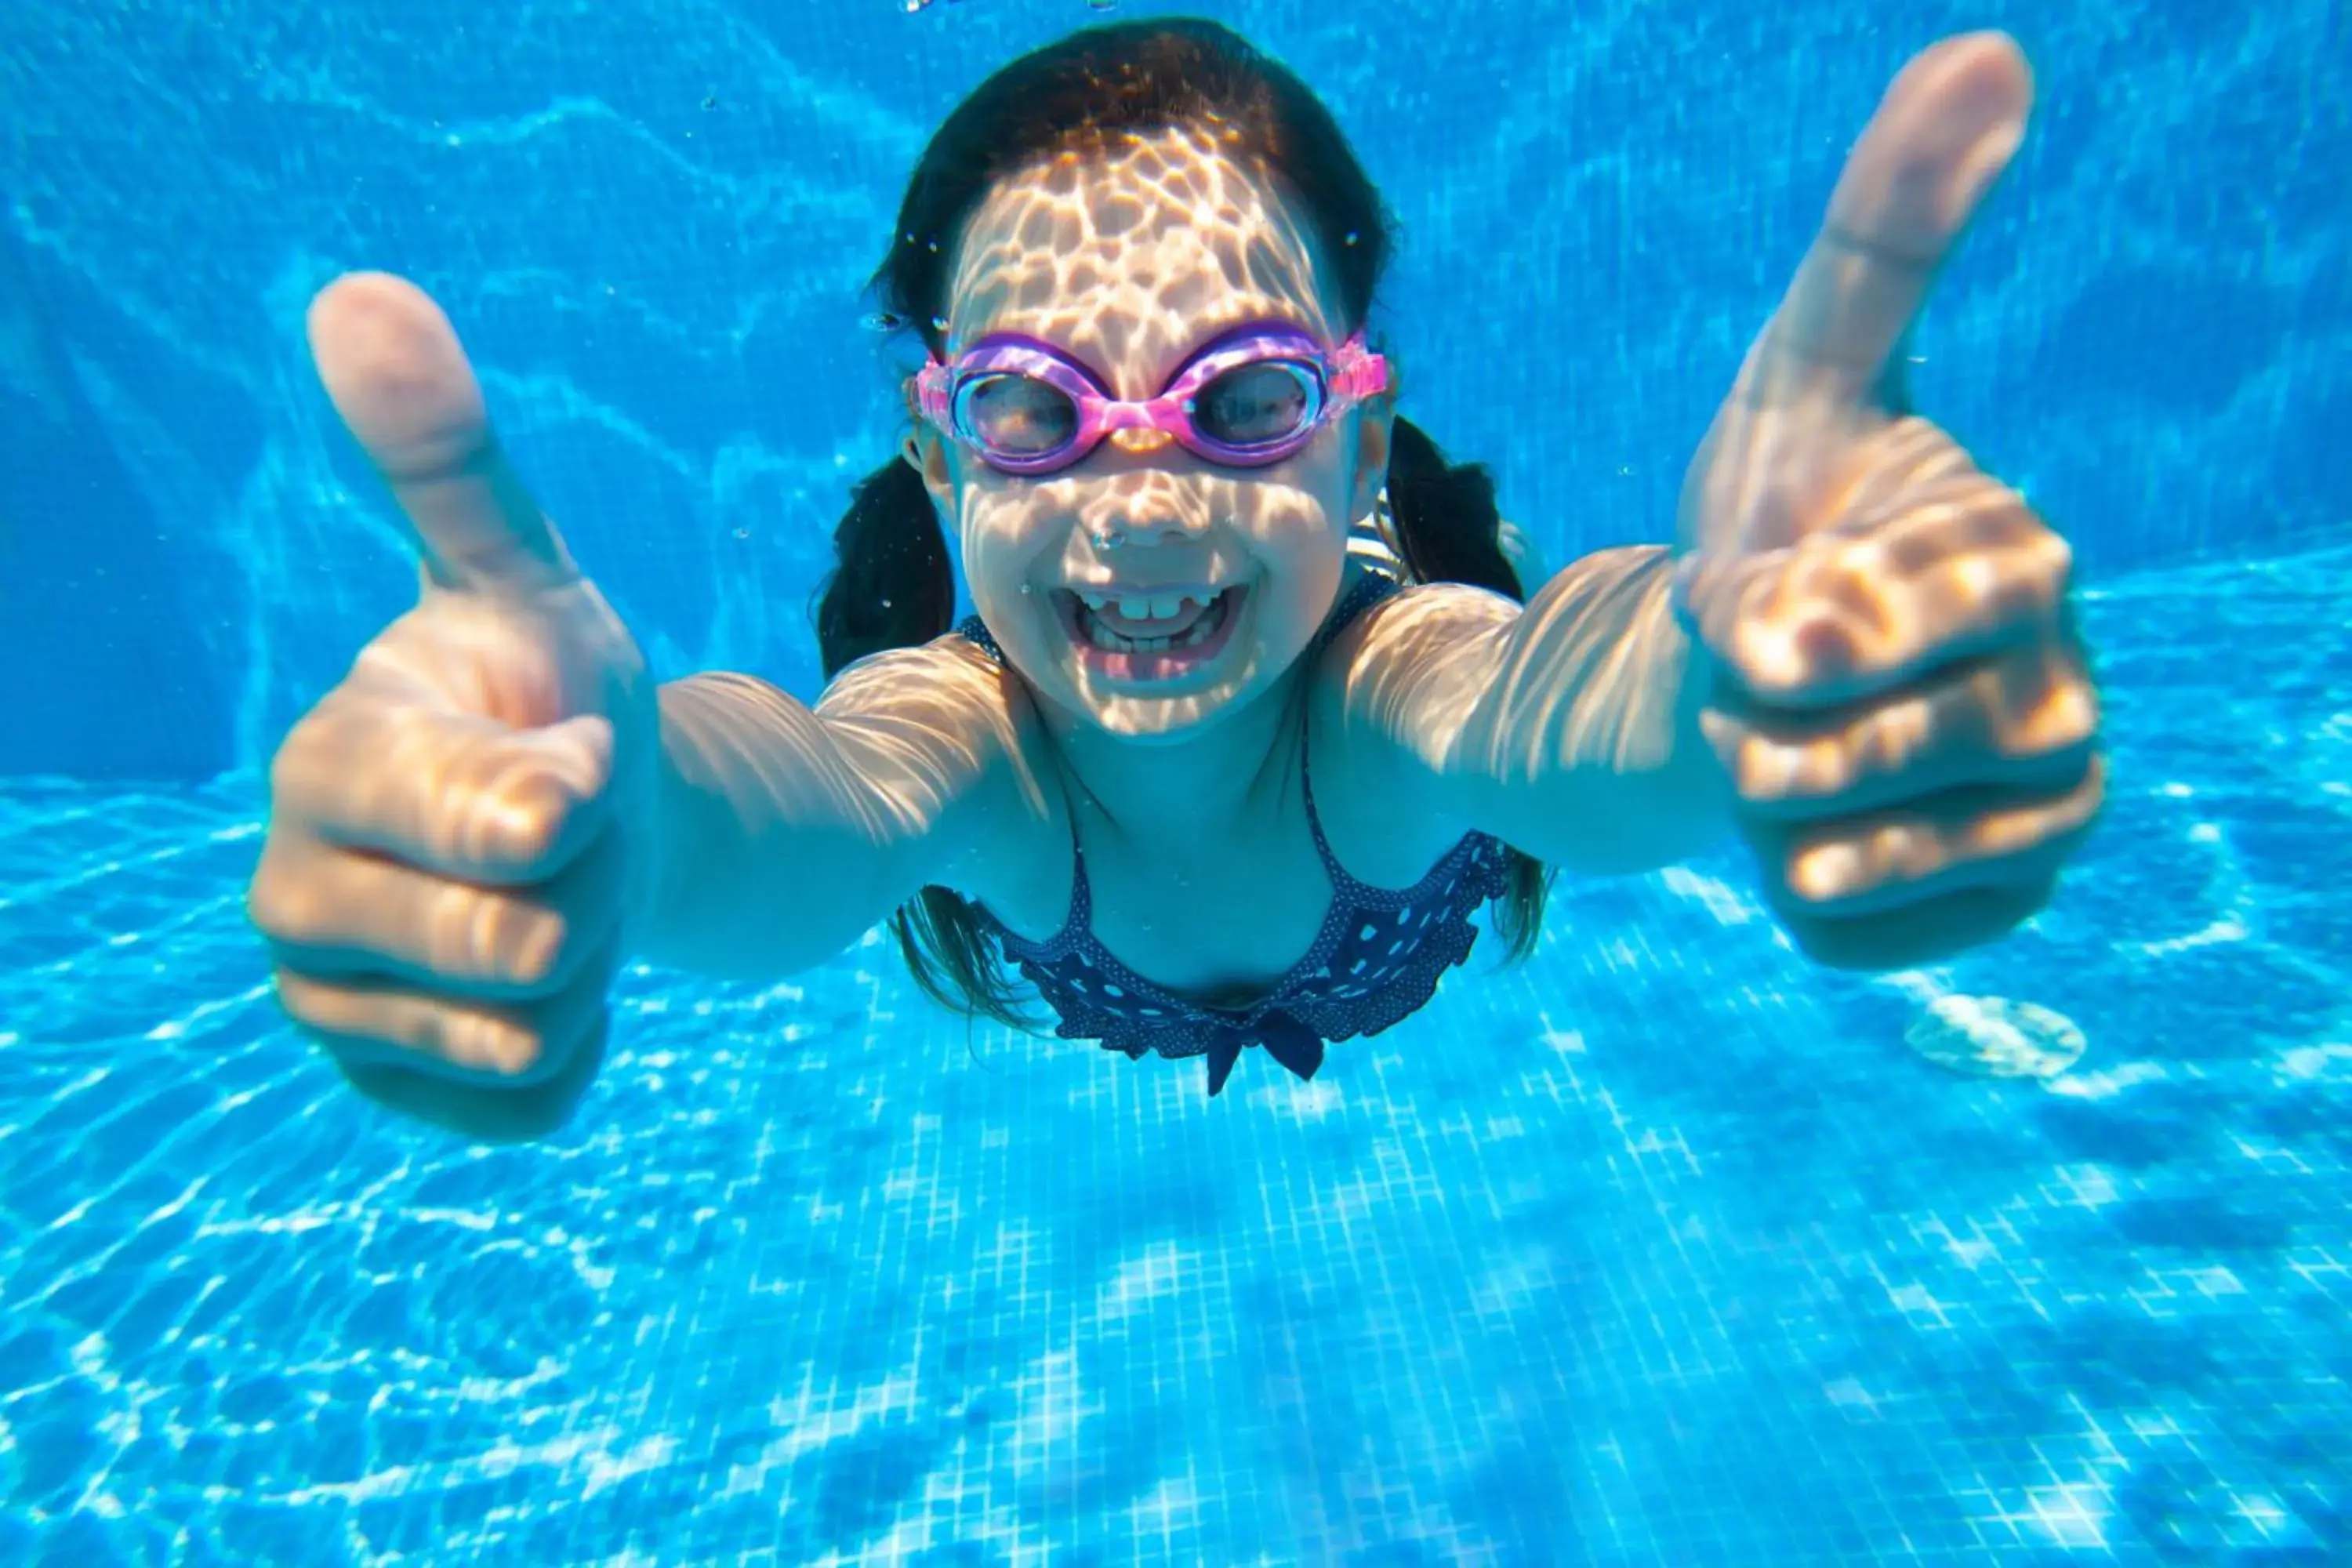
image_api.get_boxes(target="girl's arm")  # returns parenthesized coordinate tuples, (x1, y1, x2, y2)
(1319, 546, 1732, 876)
(637, 637, 1044, 978)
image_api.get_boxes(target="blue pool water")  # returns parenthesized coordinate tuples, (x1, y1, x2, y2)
(2, 0, 2347, 1563)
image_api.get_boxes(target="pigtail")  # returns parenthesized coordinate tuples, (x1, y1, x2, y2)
(815, 456, 956, 678)
(1382, 414, 1553, 960)
(1385, 416, 1525, 603)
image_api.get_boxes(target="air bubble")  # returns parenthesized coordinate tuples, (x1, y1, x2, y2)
(931, 315, 949, 332)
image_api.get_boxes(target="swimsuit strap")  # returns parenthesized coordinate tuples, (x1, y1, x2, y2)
(956, 613, 1004, 662)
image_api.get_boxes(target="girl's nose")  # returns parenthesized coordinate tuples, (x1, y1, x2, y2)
(1106, 427, 1177, 455)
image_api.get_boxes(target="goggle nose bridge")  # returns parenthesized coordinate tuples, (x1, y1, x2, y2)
(1105, 422, 1177, 453)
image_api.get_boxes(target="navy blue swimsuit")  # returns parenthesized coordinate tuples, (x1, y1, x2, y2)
(956, 572, 1515, 1097)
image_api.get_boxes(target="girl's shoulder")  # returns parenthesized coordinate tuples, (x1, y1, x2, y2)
(815, 631, 1069, 911)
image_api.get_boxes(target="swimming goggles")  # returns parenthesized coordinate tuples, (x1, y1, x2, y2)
(914, 324, 1390, 477)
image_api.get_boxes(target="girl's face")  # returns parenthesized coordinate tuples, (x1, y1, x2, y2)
(911, 127, 1392, 743)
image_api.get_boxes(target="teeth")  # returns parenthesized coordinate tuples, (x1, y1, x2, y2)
(1079, 590, 1229, 655)
(1074, 589, 1219, 619)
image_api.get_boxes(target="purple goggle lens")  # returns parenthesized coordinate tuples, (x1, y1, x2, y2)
(916, 325, 1389, 477)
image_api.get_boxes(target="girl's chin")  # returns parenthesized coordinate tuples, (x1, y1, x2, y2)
(1047, 664, 1265, 744)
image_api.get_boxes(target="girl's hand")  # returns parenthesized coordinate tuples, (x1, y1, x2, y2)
(1672, 33, 2103, 970)
(245, 274, 662, 1139)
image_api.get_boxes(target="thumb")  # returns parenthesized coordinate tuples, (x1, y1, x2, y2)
(308, 271, 579, 597)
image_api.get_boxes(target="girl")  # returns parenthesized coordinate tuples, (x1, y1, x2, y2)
(250, 21, 2102, 1140)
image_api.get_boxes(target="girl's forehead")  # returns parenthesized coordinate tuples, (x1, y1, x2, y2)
(945, 129, 1344, 380)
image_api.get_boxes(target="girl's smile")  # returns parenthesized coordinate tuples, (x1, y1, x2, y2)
(1051, 579, 1253, 685)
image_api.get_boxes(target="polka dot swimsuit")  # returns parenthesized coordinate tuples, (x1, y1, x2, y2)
(956, 572, 1514, 1097)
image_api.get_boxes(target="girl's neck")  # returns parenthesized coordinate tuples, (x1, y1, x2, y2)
(1041, 660, 1309, 853)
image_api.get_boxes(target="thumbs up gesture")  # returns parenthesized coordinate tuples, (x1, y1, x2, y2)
(1675, 35, 2104, 970)
(247, 274, 661, 1140)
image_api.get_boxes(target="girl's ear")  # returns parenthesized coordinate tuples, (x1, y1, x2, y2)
(904, 425, 956, 521)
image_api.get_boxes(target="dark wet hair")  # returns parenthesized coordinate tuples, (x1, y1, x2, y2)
(815, 17, 1548, 1026)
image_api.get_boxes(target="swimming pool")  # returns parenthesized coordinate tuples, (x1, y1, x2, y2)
(3, 0, 2346, 1562)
